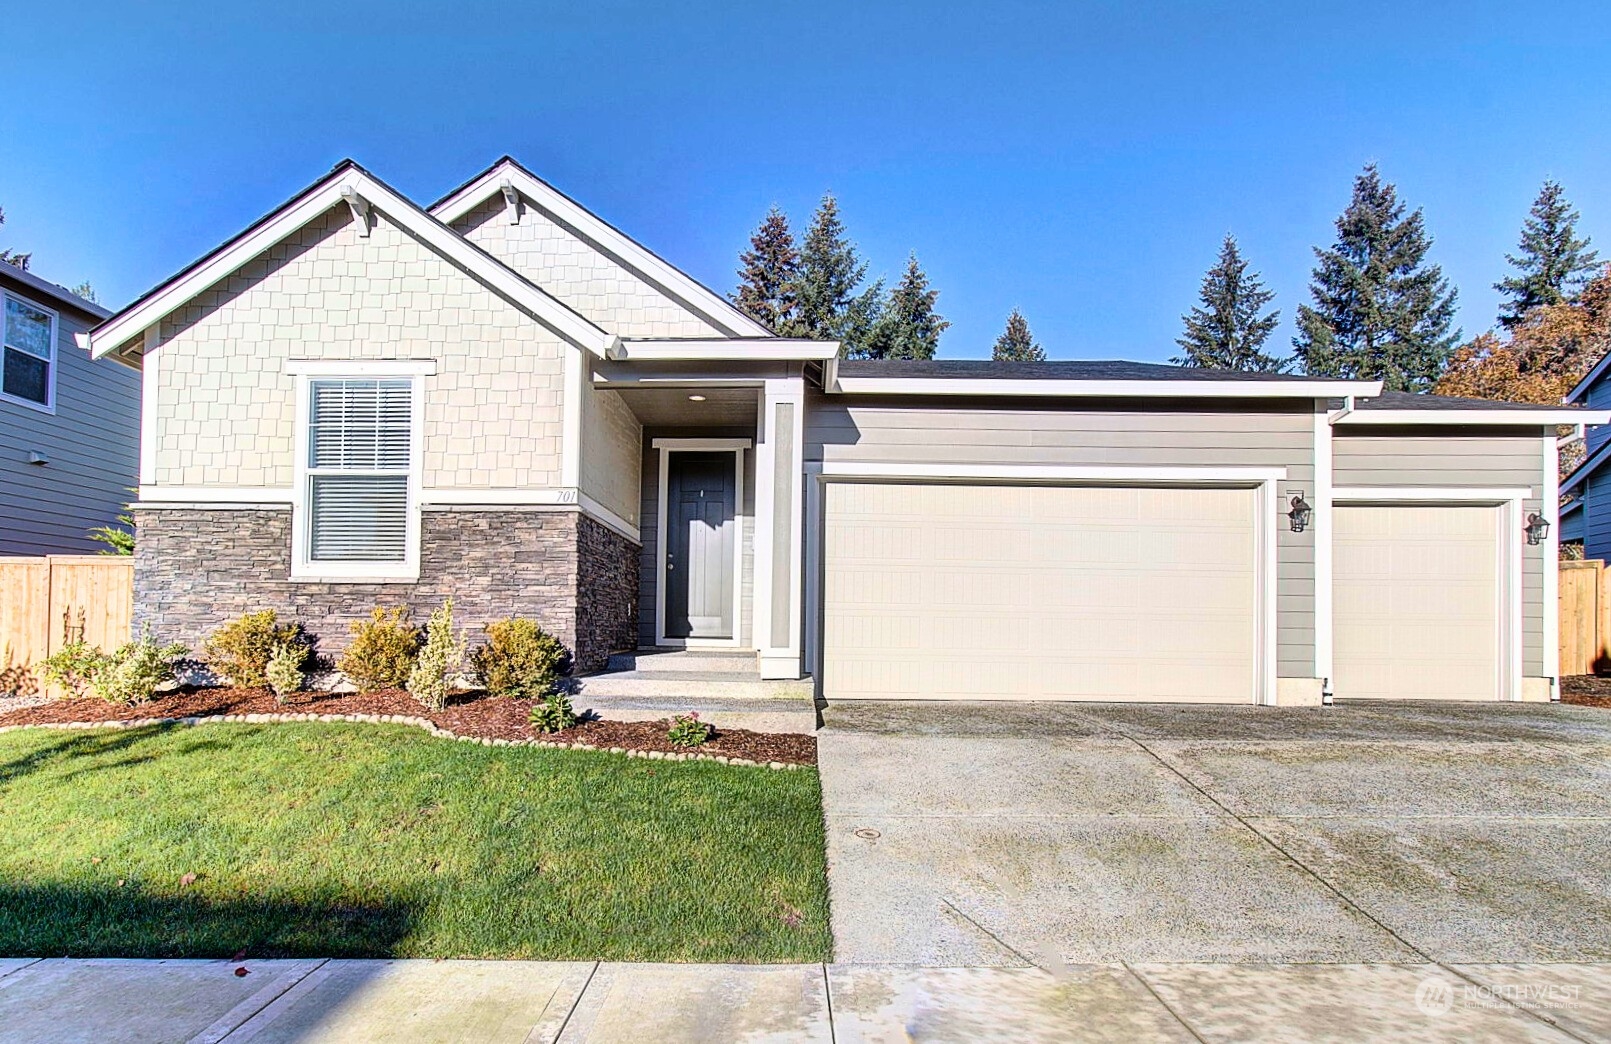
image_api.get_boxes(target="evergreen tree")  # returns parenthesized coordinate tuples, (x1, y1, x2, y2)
(1293, 165, 1459, 392)
(1495, 180, 1599, 327)
(1173, 234, 1283, 371)
(992, 308, 1045, 361)
(732, 206, 799, 332)
(789, 193, 883, 355)
(0, 205, 29, 271)
(864, 253, 948, 359)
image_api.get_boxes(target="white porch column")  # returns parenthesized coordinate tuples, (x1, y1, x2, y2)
(754, 376, 806, 679)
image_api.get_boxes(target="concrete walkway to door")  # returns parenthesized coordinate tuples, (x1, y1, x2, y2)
(2, 956, 1609, 1041)
(819, 700, 1611, 968)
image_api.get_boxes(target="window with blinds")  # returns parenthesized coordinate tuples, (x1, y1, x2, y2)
(306, 378, 413, 562)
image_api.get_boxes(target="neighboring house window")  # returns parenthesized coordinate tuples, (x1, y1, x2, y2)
(294, 374, 421, 579)
(2, 292, 57, 411)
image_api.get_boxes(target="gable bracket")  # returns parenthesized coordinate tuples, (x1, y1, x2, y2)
(500, 179, 521, 224)
(341, 186, 372, 237)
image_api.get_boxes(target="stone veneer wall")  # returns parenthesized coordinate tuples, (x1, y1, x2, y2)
(133, 507, 639, 674)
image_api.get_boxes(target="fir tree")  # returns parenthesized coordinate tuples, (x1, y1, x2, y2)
(0, 205, 30, 271)
(992, 308, 1044, 361)
(1173, 234, 1283, 371)
(789, 193, 883, 355)
(1293, 165, 1459, 392)
(732, 206, 799, 332)
(864, 253, 948, 359)
(1495, 180, 1599, 328)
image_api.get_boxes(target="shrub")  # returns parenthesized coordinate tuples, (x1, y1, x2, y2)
(472, 618, 567, 698)
(528, 692, 577, 734)
(667, 712, 713, 748)
(338, 607, 421, 692)
(204, 610, 305, 687)
(40, 629, 187, 705)
(265, 642, 306, 703)
(407, 598, 466, 711)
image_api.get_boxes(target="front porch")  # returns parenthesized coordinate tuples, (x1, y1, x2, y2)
(595, 359, 809, 682)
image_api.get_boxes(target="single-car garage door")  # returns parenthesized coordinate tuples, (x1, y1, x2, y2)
(822, 482, 1258, 702)
(1333, 504, 1501, 700)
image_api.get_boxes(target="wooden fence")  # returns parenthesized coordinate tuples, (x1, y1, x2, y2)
(0, 556, 134, 696)
(1561, 560, 1611, 677)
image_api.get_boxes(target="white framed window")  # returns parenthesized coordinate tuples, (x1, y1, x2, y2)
(2, 290, 58, 412)
(291, 368, 424, 581)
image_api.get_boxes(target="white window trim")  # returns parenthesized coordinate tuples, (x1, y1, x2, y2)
(654, 439, 751, 649)
(1, 289, 59, 414)
(1330, 486, 1527, 702)
(803, 461, 1284, 707)
(290, 369, 425, 583)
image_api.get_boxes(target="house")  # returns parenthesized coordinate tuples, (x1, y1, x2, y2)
(1, 263, 139, 555)
(80, 157, 1605, 704)
(1560, 357, 1611, 558)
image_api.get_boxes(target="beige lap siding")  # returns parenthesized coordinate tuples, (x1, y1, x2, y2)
(805, 394, 1317, 680)
(153, 205, 568, 490)
(1332, 428, 1549, 677)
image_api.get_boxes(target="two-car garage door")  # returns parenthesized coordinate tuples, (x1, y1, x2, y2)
(822, 482, 1258, 702)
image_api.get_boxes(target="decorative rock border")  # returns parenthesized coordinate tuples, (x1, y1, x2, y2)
(0, 713, 806, 771)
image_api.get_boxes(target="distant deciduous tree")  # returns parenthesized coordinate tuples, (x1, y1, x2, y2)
(992, 308, 1045, 361)
(1495, 180, 1598, 329)
(71, 281, 98, 305)
(1173, 234, 1283, 371)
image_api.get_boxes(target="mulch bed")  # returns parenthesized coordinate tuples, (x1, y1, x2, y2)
(1560, 675, 1611, 708)
(0, 686, 817, 766)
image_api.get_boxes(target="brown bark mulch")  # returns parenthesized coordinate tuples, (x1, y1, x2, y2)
(1560, 675, 1611, 708)
(0, 686, 817, 766)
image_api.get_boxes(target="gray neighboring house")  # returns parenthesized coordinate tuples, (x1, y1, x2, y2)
(1, 263, 138, 555)
(79, 157, 1607, 704)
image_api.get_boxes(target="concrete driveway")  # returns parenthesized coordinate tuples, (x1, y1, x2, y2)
(819, 700, 1611, 966)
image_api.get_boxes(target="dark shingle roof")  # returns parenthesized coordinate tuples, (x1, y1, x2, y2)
(835, 359, 1341, 383)
(1350, 389, 1584, 412)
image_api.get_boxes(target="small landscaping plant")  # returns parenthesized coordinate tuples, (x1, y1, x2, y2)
(406, 598, 466, 712)
(204, 610, 306, 687)
(667, 711, 713, 748)
(39, 628, 187, 705)
(529, 692, 577, 733)
(264, 642, 306, 703)
(338, 607, 421, 692)
(471, 617, 567, 698)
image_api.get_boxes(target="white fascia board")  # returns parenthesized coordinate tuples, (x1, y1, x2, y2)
(813, 462, 1287, 484)
(1331, 486, 1532, 502)
(827, 377, 1381, 398)
(1334, 409, 1610, 426)
(431, 160, 774, 339)
(138, 485, 295, 504)
(617, 339, 840, 361)
(88, 167, 610, 359)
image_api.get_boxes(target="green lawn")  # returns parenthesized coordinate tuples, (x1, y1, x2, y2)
(0, 722, 830, 961)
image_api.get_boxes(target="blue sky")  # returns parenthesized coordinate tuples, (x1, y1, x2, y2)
(3, 1, 1609, 362)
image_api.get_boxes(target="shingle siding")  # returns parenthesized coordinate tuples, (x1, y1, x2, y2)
(0, 276, 139, 556)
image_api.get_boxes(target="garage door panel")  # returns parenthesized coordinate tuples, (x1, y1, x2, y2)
(1333, 504, 1500, 701)
(823, 482, 1258, 702)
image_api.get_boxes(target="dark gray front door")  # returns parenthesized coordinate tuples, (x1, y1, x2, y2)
(665, 452, 736, 640)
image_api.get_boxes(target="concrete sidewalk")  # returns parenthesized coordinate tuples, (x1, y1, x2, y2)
(2, 958, 1608, 1043)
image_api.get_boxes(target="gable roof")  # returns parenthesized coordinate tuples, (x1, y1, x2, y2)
(430, 156, 773, 340)
(83, 160, 613, 362)
(0, 264, 111, 321)
(1568, 352, 1611, 404)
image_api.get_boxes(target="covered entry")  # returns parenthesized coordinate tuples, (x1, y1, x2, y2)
(819, 480, 1263, 702)
(1332, 500, 1512, 701)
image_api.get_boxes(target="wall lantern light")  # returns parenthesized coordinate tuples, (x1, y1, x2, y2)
(1287, 493, 1312, 533)
(1525, 512, 1551, 546)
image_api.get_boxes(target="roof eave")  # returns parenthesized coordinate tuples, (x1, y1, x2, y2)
(824, 376, 1383, 398)
(1335, 408, 1610, 426)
